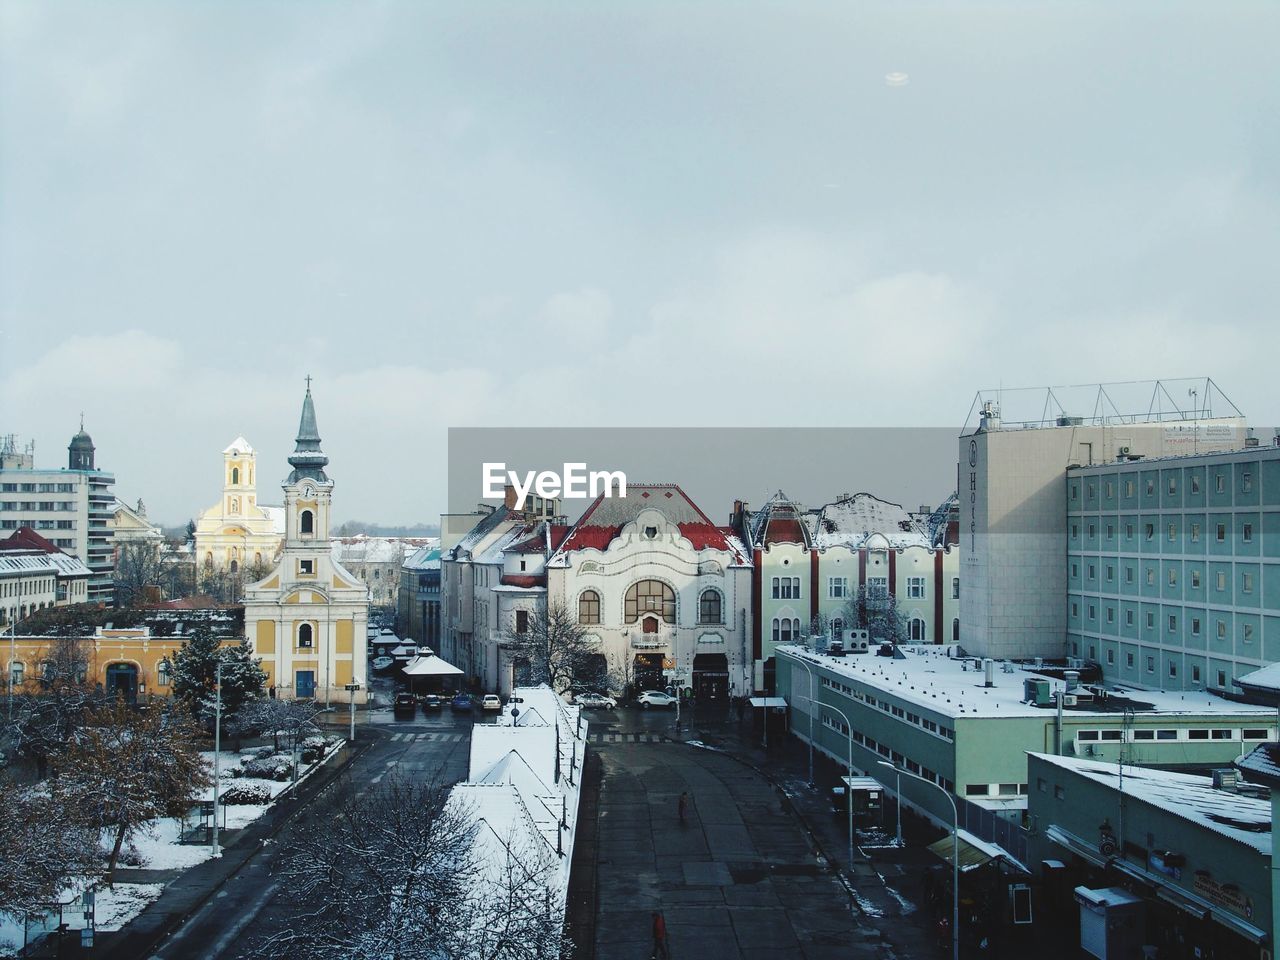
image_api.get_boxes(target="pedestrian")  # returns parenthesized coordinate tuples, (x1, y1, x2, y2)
(651, 910, 669, 959)
(678, 791, 689, 824)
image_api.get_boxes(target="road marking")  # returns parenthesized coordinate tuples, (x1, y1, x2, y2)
(390, 733, 404, 742)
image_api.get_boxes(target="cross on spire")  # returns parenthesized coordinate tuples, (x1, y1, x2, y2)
(304, 374, 312, 392)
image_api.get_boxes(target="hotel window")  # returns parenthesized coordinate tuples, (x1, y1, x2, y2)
(1125, 610, 1134, 627)
(1071, 602, 1079, 618)
(1192, 665, 1201, 684)
(1106, 649, 1114, 664)
(1125, 566, 1134, 584)
(1088, 523, 1096, 539)
(1216, 523, 1226, 542)
(1144, 523, 1154, 541)
(1216, 571, 1227, 591)
(698, 589, 723, 624)
(1243, 523, 1253, 543)
(1244, 728, 1269, 740)
(1125, 523, 1135, 540)
(828, 577, 848, 599)
(907, 577, 925, 599)
(1071, 562, 1079, 578)
(1133, 729, 1153, 740)
(1088, 604, 1096, 621)
(1071, 523, 1079, 539)
(1190, 475, 1200, 494)
(1191, 618, 1200, 636)
(1191, 570, 1201, 588)
(1168, 523, 1177, 542)
(1220, 672, 1229, 688)
(1243, 623, 1255, 642)
(1106, 607, 1115, 624)
(1126, 651, 1135, 667)
(1125, 480, 1134, 498)
(1217, 620, 1227, 640)
(1106, 524, 1114, 541)
(1242, 472, 1253, 493)
(578, 590, 601, 624)
(1243, 572, 1254, 595)
(1105, 481, 1114, 498)
(1146, 567, 1155, 586)
(1146, 656, 1155, 672)
(1168, 615, 1177, 633)
(1088, 564, 1096, 581)
(1168, 476, 1178, 495)
(1169, 661, 1177, 678)
(1146, 611, 1155, 628)
(952, 578, 960, 599)
(1087, 483, 1095, 499)
(1146, 479, 1155, 496)
(1168, 569, 1177, 586)
(1216, 473, 1225, 493)
(1190, 523, 1200, 543)
(1105, 565, 1114, 583)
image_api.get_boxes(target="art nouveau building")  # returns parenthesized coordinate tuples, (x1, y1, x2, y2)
(545, 484, 753, 700)
(734, 491, 959, 692)
(243, 385, 369, 704)
(193, 437, 285, 576)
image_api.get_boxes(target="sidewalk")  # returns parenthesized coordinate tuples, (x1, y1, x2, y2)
(672, 702, 946, 960)
(73, 736, 373, 960)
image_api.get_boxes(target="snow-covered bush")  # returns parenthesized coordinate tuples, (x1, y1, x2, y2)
(221, 783, 272, 805)
(242, 755, 294, 781)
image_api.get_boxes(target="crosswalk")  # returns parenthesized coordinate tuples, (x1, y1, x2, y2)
(389, 732, 468, 743)
(589, 732, 665, 744)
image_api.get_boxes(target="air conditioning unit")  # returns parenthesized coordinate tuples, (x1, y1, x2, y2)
(1119, 446, 1131, 456)
(1062, 695, 1078, 707)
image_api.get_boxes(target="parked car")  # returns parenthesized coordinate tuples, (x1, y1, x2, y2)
(450, 693, 474, 713)
(575, 692, 617, 710)
(636, 690, 678, 709)
(393, 693, 418, 716)
(481, 694, 502, 711)
(421, 694, 442, 712)
(371, 655, 395, 672)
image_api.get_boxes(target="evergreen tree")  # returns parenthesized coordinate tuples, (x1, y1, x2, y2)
(167, 629, 267, 729)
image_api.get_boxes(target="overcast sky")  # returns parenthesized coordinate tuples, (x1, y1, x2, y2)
(2, 1, 1277, 526)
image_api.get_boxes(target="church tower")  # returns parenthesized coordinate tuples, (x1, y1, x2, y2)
(222, 436, 257, 519)
(242, 380, 369, 705)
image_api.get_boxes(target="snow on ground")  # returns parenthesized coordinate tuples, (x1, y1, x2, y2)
(92, 884, 166, 931)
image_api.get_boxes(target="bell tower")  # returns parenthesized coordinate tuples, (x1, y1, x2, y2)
(283, 377, 332, 549)
(222, 436, 257, 517)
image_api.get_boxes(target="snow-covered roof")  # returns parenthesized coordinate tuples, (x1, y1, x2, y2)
(776, 644, 1275, 721)
(0, 553, 59, 577)
(401, 654, 463, 677)
(806, 492, 932, 550)
(1237, 743, 1280, 787)
(1235, 663, 1280, 696)
(331, 535, 435, 565)
(1032, 753, 1272, 855)
(260, 505, 286, 535)
(450, 506, 513, 557)
(403, 544, 442, 571)
(223, 436, 255, 455)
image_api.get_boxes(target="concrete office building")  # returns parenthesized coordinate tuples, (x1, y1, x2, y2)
(959, 380, 1246, 660)
(0, 428, 116, 604)
(1066, 441, 1280, 693)
(776, 644, 1274, 836)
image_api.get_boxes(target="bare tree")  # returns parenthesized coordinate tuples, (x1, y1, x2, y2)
(56, 700, 210, 884)
(232, 697, 326, 753)
(838, 584, 908, 646)
(0, 638, 106, 779)
(501, 602, 602, 694)
(114, 541, 167, 606)
(0, 780, 100, 917)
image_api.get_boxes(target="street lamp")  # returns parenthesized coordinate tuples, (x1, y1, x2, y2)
(779, 649, 816, 786)
(878, 760, 958, 960)
(212, 661, 223, 857)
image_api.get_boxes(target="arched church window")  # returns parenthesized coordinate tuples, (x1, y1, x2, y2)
(300, 510, 314, 535)
(298, 623, 313, 648)
(231, 467, 239, 485)
(624, 580, 675, 623)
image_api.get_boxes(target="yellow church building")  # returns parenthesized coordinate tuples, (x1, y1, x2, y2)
(243, 382, 370, 705)
(193, 436, 285, 578)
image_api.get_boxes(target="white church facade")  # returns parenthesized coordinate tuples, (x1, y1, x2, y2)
(192, 437, 284, 577)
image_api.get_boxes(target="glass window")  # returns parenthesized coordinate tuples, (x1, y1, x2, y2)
(625, 580, 675, 623)
(698, 589, 722, 624)
(578, 590, 601, 624)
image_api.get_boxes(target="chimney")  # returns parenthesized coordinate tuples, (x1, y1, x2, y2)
(504, 484, 519, 510)
(983, 658, 995, 688)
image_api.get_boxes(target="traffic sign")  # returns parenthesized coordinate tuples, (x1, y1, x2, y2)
(344, 683, 361, 691)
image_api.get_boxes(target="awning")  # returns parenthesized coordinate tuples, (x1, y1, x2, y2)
(748, 697, 788, 708)
(927, 829, 1029, 874)
(401, 655, 463, 677)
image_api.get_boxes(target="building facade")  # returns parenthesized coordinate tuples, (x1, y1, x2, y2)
(0, 528, 92, 626)
(193, 437, 285, 578)
(331, 535, 432, 610)
(735, 491, 959, 692)
(242, 385, 369, 704)
(960, 382, 1246, 660)
(1066, 442, 1280, 693)
(0, 427, 116, 604)
(398, 543, 442, 650)
(545, 483, 753, 700)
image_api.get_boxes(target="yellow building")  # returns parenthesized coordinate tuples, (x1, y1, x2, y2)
(243, 382, 369, 704)
(193, 437, 284, 577)
(5, 626, 229, 701)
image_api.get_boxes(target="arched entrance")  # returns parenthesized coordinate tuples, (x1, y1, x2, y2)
(693, 653, 729, 701)
(633, 653, 664, 693)
(105, 662, 139, 703)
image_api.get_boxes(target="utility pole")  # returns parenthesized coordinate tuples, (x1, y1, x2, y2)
(212, 660, 223, 857)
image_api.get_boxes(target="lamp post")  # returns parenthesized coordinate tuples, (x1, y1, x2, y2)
(345, 679, 362, 741)
(889, 764, 902, 847)
(878, 760, 958, 960)
(779, 650, 816, 786)
(212, 660, 223, 857)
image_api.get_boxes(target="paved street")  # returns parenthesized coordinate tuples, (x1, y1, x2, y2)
(140, 709, 474, 960)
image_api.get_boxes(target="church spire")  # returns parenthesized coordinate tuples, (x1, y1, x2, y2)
(287, 377, 329, 483)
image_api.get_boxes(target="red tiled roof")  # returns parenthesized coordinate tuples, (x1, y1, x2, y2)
(562, 524, 622, 552)
(0, 528, 62, 554)
(499, 574, 546, 588)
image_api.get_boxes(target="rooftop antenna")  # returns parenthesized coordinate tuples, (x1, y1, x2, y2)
(1188, 388, 1199, 454)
